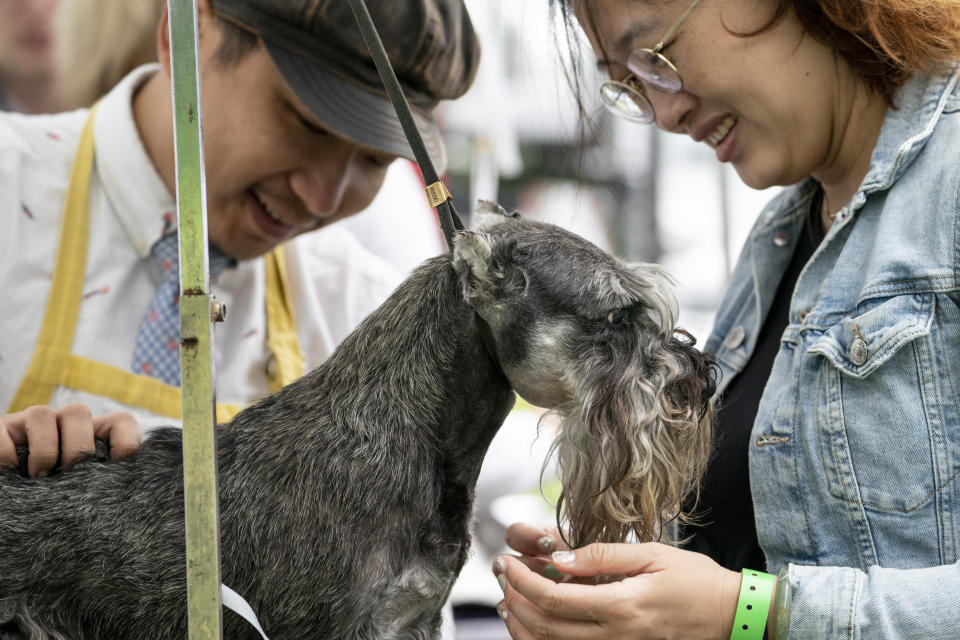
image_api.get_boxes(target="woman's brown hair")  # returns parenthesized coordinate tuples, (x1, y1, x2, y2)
(749, 0, 960, 103)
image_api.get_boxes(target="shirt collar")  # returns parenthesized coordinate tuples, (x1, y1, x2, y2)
(93, 63, 176, 259)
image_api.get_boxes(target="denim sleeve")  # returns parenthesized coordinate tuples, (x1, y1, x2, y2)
(783, 561, 960, 638)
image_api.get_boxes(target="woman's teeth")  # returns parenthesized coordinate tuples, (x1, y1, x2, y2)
(707, 114, 738, 147)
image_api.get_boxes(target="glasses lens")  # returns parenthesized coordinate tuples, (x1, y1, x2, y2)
(627, 49, 682, 93)
(599, 81, 654, 123)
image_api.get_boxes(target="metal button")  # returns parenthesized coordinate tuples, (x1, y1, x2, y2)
(773, 233, 789, 247)
(265, 354, 277, 380)
(723, 325, 746, 350)
(850, 323, 868, 366)
(797, 310, 808, 323)
(210, 299, 227, 323)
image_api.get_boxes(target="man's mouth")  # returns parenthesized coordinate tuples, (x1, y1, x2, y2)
(255, 193, 286, 226)
(706, 114, 738, 147)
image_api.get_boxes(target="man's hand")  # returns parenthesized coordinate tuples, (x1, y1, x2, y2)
(0, 404, 141, 477)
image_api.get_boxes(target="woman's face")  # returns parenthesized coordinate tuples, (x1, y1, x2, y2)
(575, 0, 870, 190)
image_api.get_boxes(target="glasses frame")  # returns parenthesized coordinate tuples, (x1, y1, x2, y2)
(599, 0, 703, 124)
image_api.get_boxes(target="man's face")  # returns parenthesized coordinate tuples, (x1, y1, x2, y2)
(0, 0, 57, 80)
(189, 18, 398, 260)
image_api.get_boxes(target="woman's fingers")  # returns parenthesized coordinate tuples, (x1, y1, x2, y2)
(548, 542, 662, 578)
(498, 555, 614, 622)
(505, 522, 567, 556)
(498, 562, 608, 640)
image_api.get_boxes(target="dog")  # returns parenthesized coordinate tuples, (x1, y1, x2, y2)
(0, 202, 714, 639)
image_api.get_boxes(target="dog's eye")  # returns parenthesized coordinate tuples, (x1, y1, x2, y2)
(607, 308, 630, 325)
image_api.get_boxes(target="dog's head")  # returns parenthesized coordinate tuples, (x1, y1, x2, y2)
(453, 201, 715, 545)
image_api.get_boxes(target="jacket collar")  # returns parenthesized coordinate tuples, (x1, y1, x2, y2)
(861, 63, 960, 194)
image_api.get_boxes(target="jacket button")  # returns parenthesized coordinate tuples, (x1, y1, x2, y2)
(265, 354, 277, 380)
(723, 325, 746, 350)
(850, 337, 868, 366)
(773, 233, 789, 247)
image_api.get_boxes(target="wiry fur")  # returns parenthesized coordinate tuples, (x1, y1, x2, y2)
(0, 203, 714, 639)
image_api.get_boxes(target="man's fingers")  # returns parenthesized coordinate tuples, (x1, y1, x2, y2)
(93, 412, 141, 459)
(548, 542, 662, 578)
(57, 403, 97, 470)
(0, 415, 19, 470)
(505, 522, 567, 556)
(21, 406, 60, 477)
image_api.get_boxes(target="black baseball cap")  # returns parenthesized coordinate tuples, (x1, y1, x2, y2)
(212, 0, 481, 172)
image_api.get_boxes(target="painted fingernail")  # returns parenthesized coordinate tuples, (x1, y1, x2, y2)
(542, 564, 565, 580)
(537, 535, 555, 552)
(497, 574, 506, 592)
(497, 603, 509, 621)
(493, 556, 506, 574)
(552, 550, 576, 565)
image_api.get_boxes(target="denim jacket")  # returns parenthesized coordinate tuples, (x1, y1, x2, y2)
(706, 64, 960, 638)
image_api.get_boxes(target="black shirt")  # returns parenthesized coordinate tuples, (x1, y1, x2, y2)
(680, 196, 824, 571)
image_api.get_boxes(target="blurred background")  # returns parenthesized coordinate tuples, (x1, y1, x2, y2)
(1, 0, 778, 638)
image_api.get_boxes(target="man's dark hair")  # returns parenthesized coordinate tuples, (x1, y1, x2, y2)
(213, 15, 260, 67)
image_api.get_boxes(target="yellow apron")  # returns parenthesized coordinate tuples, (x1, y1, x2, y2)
(7, 109, 304, 424)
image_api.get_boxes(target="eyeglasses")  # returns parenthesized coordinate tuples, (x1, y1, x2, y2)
(599, 0, 702, 124)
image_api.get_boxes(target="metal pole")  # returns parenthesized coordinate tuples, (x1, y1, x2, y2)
(168, 1, 223, 638)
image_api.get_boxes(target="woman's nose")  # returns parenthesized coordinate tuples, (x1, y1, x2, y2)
(649, 90, 697, 134)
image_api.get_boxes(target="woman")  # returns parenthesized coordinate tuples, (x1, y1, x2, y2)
(494, 1, 960, 638)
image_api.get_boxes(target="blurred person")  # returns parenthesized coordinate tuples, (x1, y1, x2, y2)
(493, 1, 960, 639)
(0, 0, 59, 113)
(53, 0, 163, 110)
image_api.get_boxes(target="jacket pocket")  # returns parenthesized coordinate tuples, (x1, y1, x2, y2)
(808, 293, 941, 512)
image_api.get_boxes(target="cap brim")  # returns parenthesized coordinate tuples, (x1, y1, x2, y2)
(264, 40, 447, 173)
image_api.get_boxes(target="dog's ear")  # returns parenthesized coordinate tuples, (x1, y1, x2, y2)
(474, 200, 520, 232)
(453, 231, 496, 303)
(625, 261, 679, 334)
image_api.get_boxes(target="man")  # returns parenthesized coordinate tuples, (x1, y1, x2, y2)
(0, 0, 478, 473)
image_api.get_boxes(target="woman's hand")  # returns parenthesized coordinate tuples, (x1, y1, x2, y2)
(0, 403, 141, 477)
(494, 529, 742, 640)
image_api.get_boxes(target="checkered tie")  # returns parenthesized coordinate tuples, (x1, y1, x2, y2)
(132, 234, 233, 386)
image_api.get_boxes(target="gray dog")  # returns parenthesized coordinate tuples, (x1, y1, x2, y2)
(0, 202, 714, 639)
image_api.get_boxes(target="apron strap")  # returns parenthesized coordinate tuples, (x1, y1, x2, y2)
(8, 108, 304, 421)
(7, 106, 96, 413)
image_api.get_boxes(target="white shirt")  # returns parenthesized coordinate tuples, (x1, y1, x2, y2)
(0, 65, 403, 430)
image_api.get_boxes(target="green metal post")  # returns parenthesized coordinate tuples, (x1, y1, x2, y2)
(167, 1, 223, 639)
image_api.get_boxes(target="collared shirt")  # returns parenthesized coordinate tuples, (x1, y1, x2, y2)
(706, 64, 960, 638)
(0, 65, 402, 431)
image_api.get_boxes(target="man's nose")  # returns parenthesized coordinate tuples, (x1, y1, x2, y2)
(289, 142, 358, 221)
(649, 90, 697, 134)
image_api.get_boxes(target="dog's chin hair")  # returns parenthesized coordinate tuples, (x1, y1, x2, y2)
(547, 330, 715, 547)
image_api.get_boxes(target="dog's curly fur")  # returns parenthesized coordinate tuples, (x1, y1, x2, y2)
(0, 202, 714, 639)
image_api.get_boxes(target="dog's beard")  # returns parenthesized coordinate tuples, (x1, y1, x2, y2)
(548, 328, 715, 547)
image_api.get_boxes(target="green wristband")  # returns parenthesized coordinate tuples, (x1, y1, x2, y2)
(729, 569, 775, 640)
